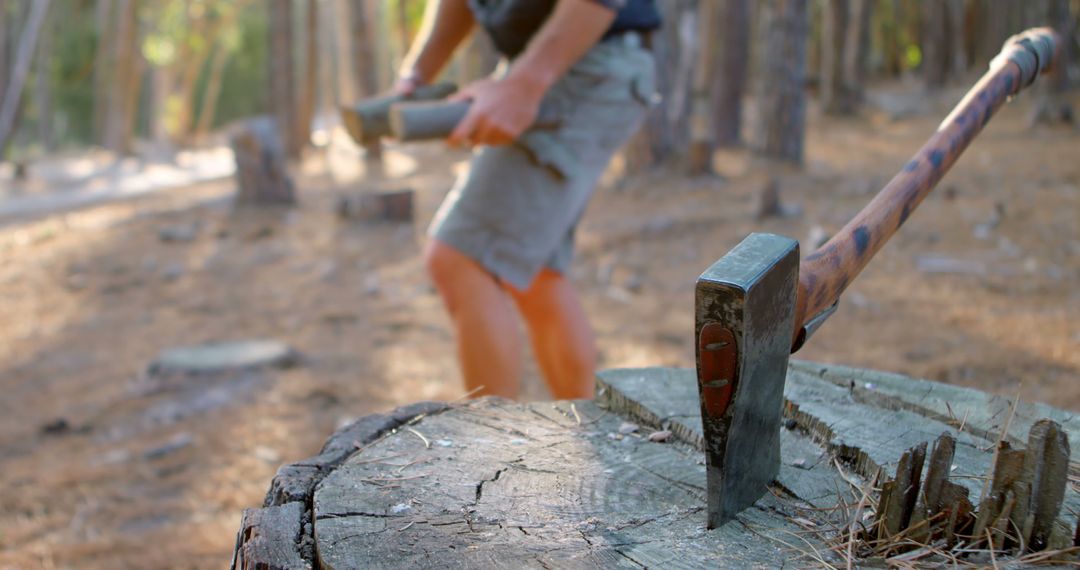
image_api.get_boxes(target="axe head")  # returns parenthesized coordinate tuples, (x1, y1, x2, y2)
(695, 233, 799, 528)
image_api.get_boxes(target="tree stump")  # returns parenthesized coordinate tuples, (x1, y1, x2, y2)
(230, 117, 296, 207)
(336, 190, 414, 223)
(235, 363, 1080, 568)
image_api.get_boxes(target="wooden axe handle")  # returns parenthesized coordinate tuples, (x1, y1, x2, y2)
(791, 27, 1061, 350)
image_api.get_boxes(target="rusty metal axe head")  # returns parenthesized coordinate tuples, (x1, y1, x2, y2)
(695, 233, 799, 529)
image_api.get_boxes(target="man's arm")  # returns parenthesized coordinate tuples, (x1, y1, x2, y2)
(448, 0, 618, 146)
(398, 0, 476, 92)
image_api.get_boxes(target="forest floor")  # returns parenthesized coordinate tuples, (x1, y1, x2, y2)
(1, 85, 1078, 569)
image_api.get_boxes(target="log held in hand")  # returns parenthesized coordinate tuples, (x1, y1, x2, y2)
(340, 83, 458, 145)
(695, 28, 1061, 529)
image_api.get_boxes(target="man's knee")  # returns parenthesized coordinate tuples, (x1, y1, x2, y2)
(510, 269, 563, 319)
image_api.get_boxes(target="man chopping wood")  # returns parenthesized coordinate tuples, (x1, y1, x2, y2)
(394, 0, 660, 399)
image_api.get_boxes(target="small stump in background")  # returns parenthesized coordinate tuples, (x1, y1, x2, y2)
(230, 117, 296, 207)
(336, 189, 414, 223)
(13, 161, 28, 181)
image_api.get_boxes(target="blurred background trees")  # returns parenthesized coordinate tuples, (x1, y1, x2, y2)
(0, 0, 1076, 165)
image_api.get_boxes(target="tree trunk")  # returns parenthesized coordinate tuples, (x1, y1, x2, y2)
(351, 0, 383, 159)
(173, 8, 213, 144)
(842, 0, 872, 107)
(822, 0, 852, 115)
(922, 0, 948, 90)
(629, 0, 697, 172)
(0, 0, 52, 158)
(269, 0, 301, 160)
(297, 0, 318, 151)
(352, 0, 379, 97)
(34, 3, 55, 151)
(0, 3, 9, 113)
(194, 42, 232, 141)
(755, 0, 809, 165)
(149, 65, 171, 148)
(686, 0, 717, 175)
(101, 0, 140, 155)
(882, 0, 903, 77)
(332, 0, 355, 104)
(1028, 0, 1074, 126)
(976, 0, 1012, 67)
(946, 0, 967, 79)
(712, 0, 750, 148)
(92, 0, 114, 144)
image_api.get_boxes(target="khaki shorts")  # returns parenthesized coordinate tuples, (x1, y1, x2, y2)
(428, 35, 655, 290)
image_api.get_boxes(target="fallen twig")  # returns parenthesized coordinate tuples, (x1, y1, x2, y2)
(405, 427, 430, 449)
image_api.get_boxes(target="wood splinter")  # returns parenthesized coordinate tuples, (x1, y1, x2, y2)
(871, 418, 1072, 558)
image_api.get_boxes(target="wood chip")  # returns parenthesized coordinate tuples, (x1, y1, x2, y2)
(647, 430, 672, 443)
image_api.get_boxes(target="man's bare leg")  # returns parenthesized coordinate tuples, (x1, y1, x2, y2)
(508, 269, 597, 400)
(425, 240, 522, 398)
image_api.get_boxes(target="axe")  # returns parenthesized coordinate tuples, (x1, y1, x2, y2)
(695, 28, 1062, 528)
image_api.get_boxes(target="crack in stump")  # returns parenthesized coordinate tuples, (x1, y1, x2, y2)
(317, 510, 402, 520)
(474, 468, 506, 504)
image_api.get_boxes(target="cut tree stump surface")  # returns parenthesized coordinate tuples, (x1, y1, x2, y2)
(282, 363, 1079, 568)
(313, 398, 832, 569)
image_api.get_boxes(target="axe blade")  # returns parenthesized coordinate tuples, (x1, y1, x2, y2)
(695, 233, 799, 528)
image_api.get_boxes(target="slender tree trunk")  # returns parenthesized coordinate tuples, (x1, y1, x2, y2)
(0, 3, 9, 111)
(297, 0, 318, 149)
(627, 0, 697, 172)
(194, 43, 232, 140)
(842, 0, 872, 106)
(149, 65, 171, 146)
(92, 0, 114, 144)
(102, 0, 140, 155)
(882, 0, 903, 77)
(946, 0, 967, 79)
(121, 7, 146, 155)
(35, 4, 55, 151)
(922, 0, 948, 90)
(350, 0, 382, 159)
(0, 0, 52, 157)
(352, 0, 379, 97)
(822, 0, 852, 114)
(333, 0, 356, 104)
(1029, 0, 1074, 126)
(173, 5, 214, 144)
(976, 0, 1011, 67)
(712, 0, 750, 147)
(756, 0, 809, 165)
(269, 0, 300, 160)
(686, 0, 717, 174)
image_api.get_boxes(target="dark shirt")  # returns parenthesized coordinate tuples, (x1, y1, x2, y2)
(598, 0, 662, 38)
(468, 0, 661, 58)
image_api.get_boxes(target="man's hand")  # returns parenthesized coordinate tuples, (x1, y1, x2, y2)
(447, 77, 544, 147)
(446, 0, 616, 147)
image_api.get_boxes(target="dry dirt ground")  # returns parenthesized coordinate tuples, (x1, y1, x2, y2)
(1, 90, 1078, 568)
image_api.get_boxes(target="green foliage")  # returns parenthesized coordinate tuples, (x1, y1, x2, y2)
(905, 44, 922, 69)
(47, 0, 97, 145)
(210, 4, 269, 126)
